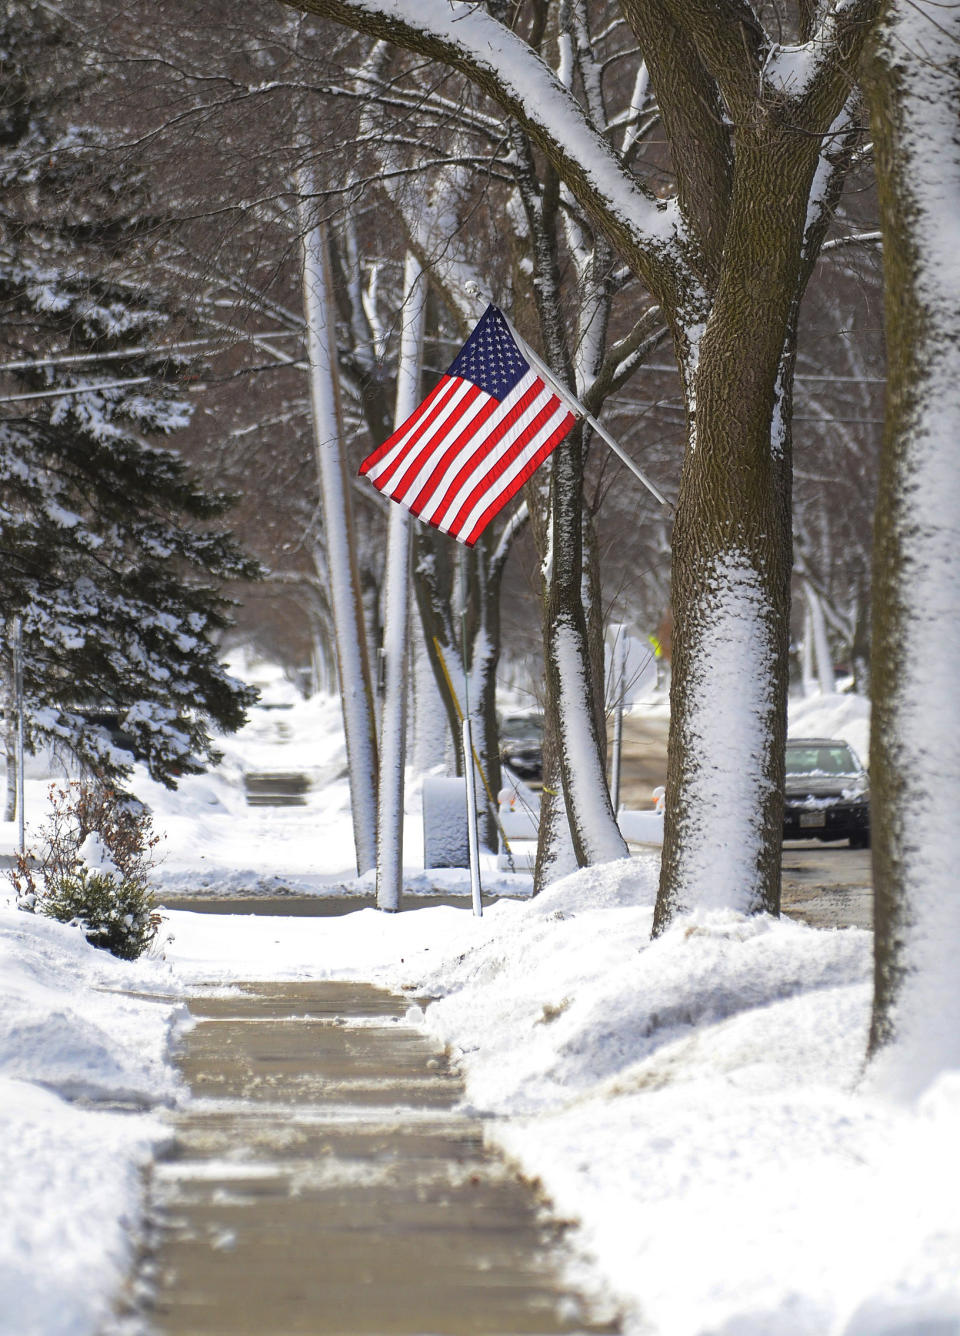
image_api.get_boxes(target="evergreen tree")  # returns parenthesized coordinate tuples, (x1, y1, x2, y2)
(0, 1, 258, 790)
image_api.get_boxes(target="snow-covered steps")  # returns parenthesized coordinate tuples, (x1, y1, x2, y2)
(242, 772, 312, 806)
(130, 980, 618, 1335)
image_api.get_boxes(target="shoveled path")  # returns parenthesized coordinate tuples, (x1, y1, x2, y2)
(136, 980, 618, 1336)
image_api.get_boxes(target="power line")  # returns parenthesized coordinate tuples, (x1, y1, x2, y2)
(0, 330, 299, 375)
(0, 377, 153, 404)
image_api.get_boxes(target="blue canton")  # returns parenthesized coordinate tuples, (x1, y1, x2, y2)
(447, 305, 529, 401)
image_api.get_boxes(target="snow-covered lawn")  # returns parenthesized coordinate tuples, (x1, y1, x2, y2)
(2, 678, 958, 1335)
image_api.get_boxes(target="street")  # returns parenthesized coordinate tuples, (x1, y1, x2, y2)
(612, 710, 873, 932)
(781, 842, 872, 930)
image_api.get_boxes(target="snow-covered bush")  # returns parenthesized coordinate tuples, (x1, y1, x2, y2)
(37, 867, 159, 961)
(8, 780, 162, 960)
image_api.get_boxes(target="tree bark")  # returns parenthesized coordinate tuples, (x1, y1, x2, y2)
(654, 128, 823, 930)
(546, 423, 629, 866)
(863, 3, 960, 1097)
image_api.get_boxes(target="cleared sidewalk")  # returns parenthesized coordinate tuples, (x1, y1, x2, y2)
(134, 980, 618, 1335)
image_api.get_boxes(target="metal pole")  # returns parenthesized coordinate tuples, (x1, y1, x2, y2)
(430, 635, 514, 863)
(462, 714, 483, 917)
(505, 314, 672, 509)
(463, 282, 672, 511)
(610, 628, 626, 812)
(460, 550, 482, 916)
(13, 617, 25, 853)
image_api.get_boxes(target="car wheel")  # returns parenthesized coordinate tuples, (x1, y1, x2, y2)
(849, 831, 870, 850)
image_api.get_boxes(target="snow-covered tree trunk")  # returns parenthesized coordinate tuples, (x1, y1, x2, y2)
(806, 583, 837, 696)
(534, 713, 580, 890)
(2, 666, 16, 824)
(376, 254, 425, 911)
(297, 177, 379, 873)
(801, 604, 816, 698)
(411, 636, 447, 772)
(653, 130, 822, 929)
(656, 391, 791, 929)
(863, 3, 960, 1097)
(652, 75, 863, 932)
(546, 420, 629, 866)
(510, 141, 628, 871)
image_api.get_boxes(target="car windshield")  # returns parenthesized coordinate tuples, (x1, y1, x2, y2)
(500, 714, 543, 742)
(786, 743, 860, 776)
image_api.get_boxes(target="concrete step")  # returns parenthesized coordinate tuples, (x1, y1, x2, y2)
(243, 772, 312, 807)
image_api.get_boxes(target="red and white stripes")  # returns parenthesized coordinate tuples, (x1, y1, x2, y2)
(360, 368, 575, 545)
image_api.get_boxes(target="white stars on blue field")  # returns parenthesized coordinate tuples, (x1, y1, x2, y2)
(447, 305, 529, 401)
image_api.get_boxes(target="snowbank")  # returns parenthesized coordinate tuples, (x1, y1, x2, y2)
(6, 677, 957, 1336)
(162, 854, 960, 1336)
(789, 689, 871, 766)
(0, 896, 184, 1336)
(119, 688, 532, 898)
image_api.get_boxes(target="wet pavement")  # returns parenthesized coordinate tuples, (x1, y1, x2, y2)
(606, 714, 668, 811)
(130, 981, 618, 1336)
(158, 893, 526, 917)
(780, 842, 873, 930)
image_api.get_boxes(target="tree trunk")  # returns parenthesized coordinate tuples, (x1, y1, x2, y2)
(412, 531, 504, 847)
(851, 595, 871, 699)
(544, 424, 629, 867)
(801, 603, 815, 697)
(413, 528, 464, 766)
(806, 583, 837, 695)
(863, 3, 960, 1097)
(466, 531, 506, 849)
(376, 253, 426, 911)
(533, 706, 580, 889)
(2, 670, 16, 824)
(654, 133, 821, 931)
(298, 181, 379, 874)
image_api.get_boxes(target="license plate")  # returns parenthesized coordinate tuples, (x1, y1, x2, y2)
(799, 812, 826, 828)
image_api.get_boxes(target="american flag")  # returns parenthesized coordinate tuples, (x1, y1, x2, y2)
(359, 305, 576, 546)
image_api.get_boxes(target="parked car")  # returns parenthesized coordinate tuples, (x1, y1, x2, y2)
(498, 712, 544, 785)
(783, 737, 870, 848)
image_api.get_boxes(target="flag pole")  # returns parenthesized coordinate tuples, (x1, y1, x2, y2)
(459, 549, 483, 917)
(463, 282, 673, 513)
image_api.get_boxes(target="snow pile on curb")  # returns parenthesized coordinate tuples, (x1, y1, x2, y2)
(403, 861, 960, 1335)
(0, 896, 185, 1336)
(789, 689, 870, 764)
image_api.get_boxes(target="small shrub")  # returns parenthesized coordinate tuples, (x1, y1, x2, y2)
(41, 868, 160, 960)
(9, 779, 163, 960)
